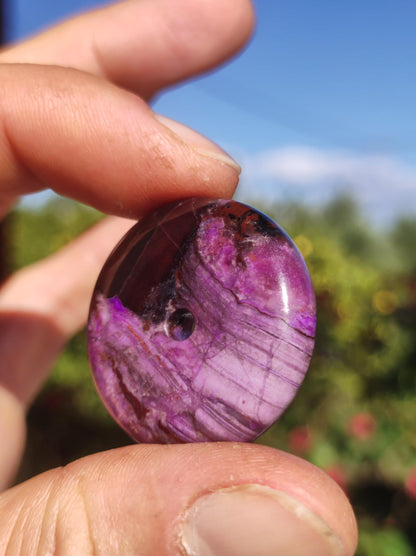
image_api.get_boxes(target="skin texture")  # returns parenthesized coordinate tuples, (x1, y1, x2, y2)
(0, 1, 358, 554)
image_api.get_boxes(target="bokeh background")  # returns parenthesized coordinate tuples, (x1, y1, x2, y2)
(3, 2, 416, 555)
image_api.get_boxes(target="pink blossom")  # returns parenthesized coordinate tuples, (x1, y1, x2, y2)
(325, 465, 348, 492)
(288, 426, 313, 453)
(405, 467, 416, 499)
(347, 412, 377, 440)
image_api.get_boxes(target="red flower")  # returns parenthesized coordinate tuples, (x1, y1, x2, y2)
(325, 465, 348, 492)
(288, 426, 313, 453)
(347, 412, 377, 440)
(405, 467, 416, 499)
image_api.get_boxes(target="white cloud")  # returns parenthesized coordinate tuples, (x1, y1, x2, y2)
(239, 146, 416, 222)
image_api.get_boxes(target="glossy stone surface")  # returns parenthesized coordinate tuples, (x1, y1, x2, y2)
(87, 199, 316, 443)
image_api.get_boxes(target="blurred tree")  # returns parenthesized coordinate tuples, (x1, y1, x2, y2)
(391, 218, 416, 273)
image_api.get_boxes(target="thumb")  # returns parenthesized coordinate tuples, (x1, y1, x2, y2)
(0, 444, 357, 555)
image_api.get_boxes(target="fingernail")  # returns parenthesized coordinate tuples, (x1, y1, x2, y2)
(155, 114, 241, 174)
(179, 484, 344, 556)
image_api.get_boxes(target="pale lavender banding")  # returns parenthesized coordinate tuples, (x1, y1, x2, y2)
(87, 199, 316, 443)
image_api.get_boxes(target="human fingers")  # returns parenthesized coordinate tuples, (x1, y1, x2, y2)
(0, 216, 133, 488)
(0, 64, 240, 217)
(0, 443, 357, 555)
(1, 0, 254, 99)
(0, 216, 134, 405)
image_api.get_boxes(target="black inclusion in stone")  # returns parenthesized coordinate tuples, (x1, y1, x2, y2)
(97, 198, 220, 323)
(167, 308, 195, 341)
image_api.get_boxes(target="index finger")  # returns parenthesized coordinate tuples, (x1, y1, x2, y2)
(0, 64, 240, 218)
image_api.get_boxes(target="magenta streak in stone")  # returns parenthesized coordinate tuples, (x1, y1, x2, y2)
(87, 199, 315, 443)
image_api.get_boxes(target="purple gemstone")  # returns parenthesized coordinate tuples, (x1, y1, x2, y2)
(87, 199, 316, 443)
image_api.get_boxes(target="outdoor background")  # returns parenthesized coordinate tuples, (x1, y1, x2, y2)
(4, 2, 416, 555)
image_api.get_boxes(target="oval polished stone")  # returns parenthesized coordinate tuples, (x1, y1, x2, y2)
(87, 198, 316, 443)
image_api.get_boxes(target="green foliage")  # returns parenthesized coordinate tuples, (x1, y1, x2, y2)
(10, 195, 416, 555)
(358, 528, 414, 556)
(10, 196, 103, 268)
(391, 217, 416, 273)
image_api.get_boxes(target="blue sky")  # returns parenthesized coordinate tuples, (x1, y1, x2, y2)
(5, 0, 416, 222)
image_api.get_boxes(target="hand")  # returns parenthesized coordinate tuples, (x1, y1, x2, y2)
(0, 1, 357, 554)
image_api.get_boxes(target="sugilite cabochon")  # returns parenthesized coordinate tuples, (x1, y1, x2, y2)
(87, 198, 316, 443)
